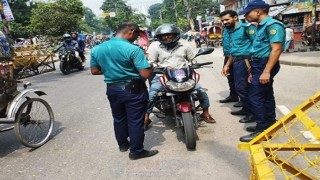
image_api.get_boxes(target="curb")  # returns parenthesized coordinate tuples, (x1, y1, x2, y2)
(279, 60, 320, 67)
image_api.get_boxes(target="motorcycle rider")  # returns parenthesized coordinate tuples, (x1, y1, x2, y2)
(71, 32, 86, 63)
(145, 24, 216, 130)
(194, 32, 202, 48)
(55, 34, 83, 65)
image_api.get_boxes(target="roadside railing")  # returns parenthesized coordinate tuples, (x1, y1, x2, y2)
(239, 92, 320, 179)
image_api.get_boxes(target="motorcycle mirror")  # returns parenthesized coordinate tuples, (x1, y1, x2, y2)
(194, 48, 214, 58)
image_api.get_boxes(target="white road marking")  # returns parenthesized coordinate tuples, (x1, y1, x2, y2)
(277, 105, 291, 115)
(277, 105, 319, 144)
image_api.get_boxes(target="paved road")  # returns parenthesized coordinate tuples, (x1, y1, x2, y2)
(0, 43, 319, 179)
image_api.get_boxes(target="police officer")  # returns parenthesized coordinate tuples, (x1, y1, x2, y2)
(239, 0, 285, 142)
(220, 10, 256, 122)
(219, 11, 239, 105)
(90, 22, 159, 159)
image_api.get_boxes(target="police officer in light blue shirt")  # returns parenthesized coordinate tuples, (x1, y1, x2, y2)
(220, 10, 256, 122)
(219, 19, 240, 105)
(238, 0, 285, 142)
(90, 22, 159, 160)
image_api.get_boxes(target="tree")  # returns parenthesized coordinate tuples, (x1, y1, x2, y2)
(148, 0, 220, 31)
(148, 3, 162, 20)
(80, 7, 101, 33)
(30, 0, 84, 37)
(7, 0, 36, 38)
(101, 0, 147, 32)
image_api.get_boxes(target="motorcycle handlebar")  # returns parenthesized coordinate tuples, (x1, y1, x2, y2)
(153, 62, 213, 72)
(196, 62, 213, 66)
(192, 62, 213, 69)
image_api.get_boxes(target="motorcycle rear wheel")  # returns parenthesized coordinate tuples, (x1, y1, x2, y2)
(182, 112, 196, 150)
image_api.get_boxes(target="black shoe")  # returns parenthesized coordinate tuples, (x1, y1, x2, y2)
(239, 114, 254, 123)
(219, 95, 239, 103)
(239, 131, 262, 142)
(233, 101, 243, 108)
(119, 146, 129, 152)
(246, 126, 256, 132)
(129, 150, 159, 160)
(231, 109, 247, 116)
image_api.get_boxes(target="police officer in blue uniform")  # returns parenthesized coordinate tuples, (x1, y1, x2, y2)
(239, 0, 285, 142)
(90, 22, 159, 159)
(219, 13, 240, 105)
(220, 10, 256, 122)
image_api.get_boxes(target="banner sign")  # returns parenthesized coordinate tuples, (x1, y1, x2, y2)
(0, 0, 15, 21)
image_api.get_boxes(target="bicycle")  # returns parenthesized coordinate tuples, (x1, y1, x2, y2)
(0, 61, 54, 148)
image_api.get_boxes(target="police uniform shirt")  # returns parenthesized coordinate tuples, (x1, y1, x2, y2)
(90, 37, 150, 84)
(229, 22, 256, 57)
(148, 42, 196, 69)
(222, 27, 231, 56)
(250, 17, 285, 58)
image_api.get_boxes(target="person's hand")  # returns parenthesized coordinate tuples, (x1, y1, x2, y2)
(221, 65, 229, 77)
(248, 74, 253, 83)
(259, 72, 270, 84)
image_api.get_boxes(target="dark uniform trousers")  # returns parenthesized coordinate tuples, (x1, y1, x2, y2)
(233, 58, 250, 113)
(106, 84, 148, 155)
(224, 56, 237, 96)
(248, 58, 280, 131)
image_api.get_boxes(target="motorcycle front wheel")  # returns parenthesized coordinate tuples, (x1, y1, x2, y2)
(59, 61, 70, 75)
(182, 112, 196, 150)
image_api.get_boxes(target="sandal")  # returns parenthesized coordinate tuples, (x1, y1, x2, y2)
(144, 119, 152, 131)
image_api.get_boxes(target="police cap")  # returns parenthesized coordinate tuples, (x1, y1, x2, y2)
(239, 0, 269, 15)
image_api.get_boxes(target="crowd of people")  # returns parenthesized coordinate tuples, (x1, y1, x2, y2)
(89, 0, 285, 160)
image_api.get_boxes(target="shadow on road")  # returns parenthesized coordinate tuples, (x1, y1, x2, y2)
(0, 121, 64, 158)
(144, 113, 210, 150)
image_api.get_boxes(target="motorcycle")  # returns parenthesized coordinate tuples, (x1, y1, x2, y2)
(152, 48, 214, 150)
(58, 48, 84, 75)
(195, 37, 205, 48)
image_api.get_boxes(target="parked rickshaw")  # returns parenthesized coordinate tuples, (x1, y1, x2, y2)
(202, 25, 223, 47)
(0, 30, 54, 148)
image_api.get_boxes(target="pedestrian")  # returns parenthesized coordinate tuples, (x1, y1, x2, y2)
(219, 11, 240, 106)
(220, 10, 256, 123)
(239, 0, 285, 142)
(145, 24, 215, 126)
(283, 22, 293, 52)
(90, 22, 159, 160)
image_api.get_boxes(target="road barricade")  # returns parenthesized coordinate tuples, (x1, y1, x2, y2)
(13, 45, 56, 79)
(239, 92, 320, 179)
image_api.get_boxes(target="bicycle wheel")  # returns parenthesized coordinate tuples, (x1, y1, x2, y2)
(14, 98, 54, 148)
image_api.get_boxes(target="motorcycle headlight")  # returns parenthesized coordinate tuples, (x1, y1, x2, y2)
(165, 79, 196, 92)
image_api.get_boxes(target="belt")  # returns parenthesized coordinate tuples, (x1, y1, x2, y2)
(251, 57, 269, 62)
(107, 81, 130, 87)
(233, 56, 251, 62)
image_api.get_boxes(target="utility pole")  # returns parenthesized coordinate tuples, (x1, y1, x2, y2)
(311, 0, 318, 50)
(183, 0, 194, 31)
(173, 0, 178, 21)
(159, 10, 163, 24)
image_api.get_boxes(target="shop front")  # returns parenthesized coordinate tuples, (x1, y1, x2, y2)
(281, 1, 320, 40)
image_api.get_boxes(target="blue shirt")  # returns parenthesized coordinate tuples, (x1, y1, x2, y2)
(229, 22, 256, 57)
(251, 17, 285, 58)
(90, 37, 150, 84)
(222, 27, 231, 55)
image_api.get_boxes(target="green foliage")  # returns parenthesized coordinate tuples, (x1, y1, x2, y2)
(80, 7, 104, 34)
(101, 0, 146, 32)
(148, 3, 162, 20)
(30, 0, 84, 37)
(148, 0, 220, 31)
